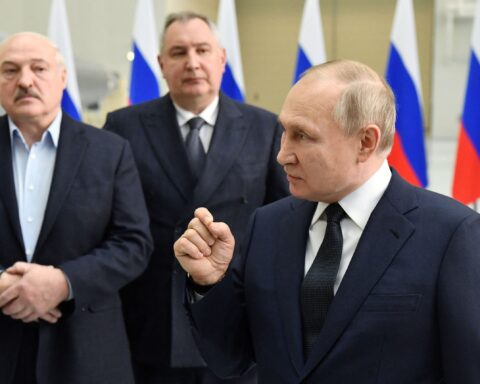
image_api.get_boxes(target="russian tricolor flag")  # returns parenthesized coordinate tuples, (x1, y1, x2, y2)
(129, 0, 161, 105)
(452, 0, 480, 204)
(386, 0, 428, 187)
(48, 0, 82, 121)
(217, 0, 245, 101)
(293, 0, 326, 83)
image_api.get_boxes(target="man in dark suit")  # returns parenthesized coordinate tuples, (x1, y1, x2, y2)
(0, 32, 152, 384)
(174, 60, 480, 383)
(104, 11, 288, 384)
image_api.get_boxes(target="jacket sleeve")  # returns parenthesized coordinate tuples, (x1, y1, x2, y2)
(58, 140, 153, 311)
(188, 212, 258, 378)
(438, 213, 480, 382)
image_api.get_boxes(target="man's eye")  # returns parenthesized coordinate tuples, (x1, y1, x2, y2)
(2, 68, 17, 75)
(296, 132, 307, 140)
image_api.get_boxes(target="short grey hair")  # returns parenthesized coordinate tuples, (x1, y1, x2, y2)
(0, 31, 66, 69)
(304, 60, 396, 153)
(159, 11, 222, 53)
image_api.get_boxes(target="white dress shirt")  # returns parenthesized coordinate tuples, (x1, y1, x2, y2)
(175, 96, 219, 152)
(10, 112, 62, 262)
(305, 161, 392, 294)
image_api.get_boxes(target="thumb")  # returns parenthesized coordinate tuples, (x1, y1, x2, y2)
(208, 221, 234, 245)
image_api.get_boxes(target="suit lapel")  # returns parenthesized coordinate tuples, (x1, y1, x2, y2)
(192, 94, 250, 207)
(141, 97, 194, 201)
(275, 199, 317, 375)
(300, 172, 417, 378)
(0, 116, 24, 250)
(34, 115, 88, 257)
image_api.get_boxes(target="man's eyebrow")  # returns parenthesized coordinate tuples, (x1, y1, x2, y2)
(0, 60, 18, 66)
(1, 58, 49, 66)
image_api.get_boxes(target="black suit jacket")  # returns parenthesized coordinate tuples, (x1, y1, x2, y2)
(190, 171, 480, 383)
(104, 93, 289, 367)
(0, 113, 152, 384)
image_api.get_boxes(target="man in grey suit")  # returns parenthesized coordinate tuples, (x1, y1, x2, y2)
(104, 10, 289, 384)
(0, 32, 152, 384)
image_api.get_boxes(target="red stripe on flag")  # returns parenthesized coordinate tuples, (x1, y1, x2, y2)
(388, 132, 422, 187)
(452, 124, 480, 204)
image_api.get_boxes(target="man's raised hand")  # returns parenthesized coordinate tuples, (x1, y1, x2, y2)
(174, 207, 235, 286)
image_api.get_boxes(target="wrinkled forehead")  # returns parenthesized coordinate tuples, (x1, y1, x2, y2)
(0, 34, 58, 65)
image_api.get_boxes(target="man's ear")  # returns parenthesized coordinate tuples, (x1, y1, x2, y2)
(220, 47, 227, 73)
(157, 54, 164, 75)
(358, 124, 381, 162)
(61, 67, 67, 90)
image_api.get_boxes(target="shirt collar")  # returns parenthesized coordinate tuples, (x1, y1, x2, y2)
(310, 161, 392, 230)
(9, 111, 62, 148)
(174, 96, 220, 127)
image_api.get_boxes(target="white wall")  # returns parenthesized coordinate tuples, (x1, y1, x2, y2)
(431, 0, 475, 139)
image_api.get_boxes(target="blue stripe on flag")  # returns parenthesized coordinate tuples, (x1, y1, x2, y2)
(293, 46, 312, 84)
(462, 51, 480, 155)
(129, 43, 160, 104)
(62, 89, 81, 121)
(221, 63, 244, 102)
(386, 44, 428, 186)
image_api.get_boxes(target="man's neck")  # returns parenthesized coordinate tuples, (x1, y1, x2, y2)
(11, 111, 59, 148)
(171, 94, 217, 115)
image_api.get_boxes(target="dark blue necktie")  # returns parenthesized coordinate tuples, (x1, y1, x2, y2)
(301, 203, 346, 358)
(185, 117, 206, 181)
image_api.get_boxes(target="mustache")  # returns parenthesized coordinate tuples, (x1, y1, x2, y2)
(14, 88, 40, 102)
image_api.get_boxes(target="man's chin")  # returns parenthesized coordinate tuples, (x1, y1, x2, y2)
(8, 108, 44, 121)
(14, 96, 40, 105)
(181, 83, 211, 95)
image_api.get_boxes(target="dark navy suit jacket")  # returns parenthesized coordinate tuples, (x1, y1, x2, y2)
(104, 93, 289, 368)
(0, 113, 152, 384)
(190, 170, 480, 383)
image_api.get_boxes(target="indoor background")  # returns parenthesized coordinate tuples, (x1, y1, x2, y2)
(0, 0, 476, 203)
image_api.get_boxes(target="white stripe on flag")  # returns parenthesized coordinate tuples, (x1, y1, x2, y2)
(133, 0, 161, 85)
(472, 0, 480, 59)
(48, 0, 82, 116)
(299, 0, 326, 65)
(390, 0, 422, 102)
(217, 0, 245, 96)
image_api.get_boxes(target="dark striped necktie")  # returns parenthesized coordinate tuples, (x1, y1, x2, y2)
(185, 117, 206, 181)
(301, 202, 346, 358)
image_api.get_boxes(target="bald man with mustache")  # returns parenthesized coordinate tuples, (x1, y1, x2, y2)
(0, 32, 152, 384)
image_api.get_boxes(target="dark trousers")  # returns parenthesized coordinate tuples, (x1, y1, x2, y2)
(13, 324, 38, 384)
(132, 361, 257, 384)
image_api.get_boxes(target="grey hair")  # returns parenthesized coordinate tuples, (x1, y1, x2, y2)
(0, 31, 66, 69)
(159, 11, 222, 53)
(304, 60, 396, 153)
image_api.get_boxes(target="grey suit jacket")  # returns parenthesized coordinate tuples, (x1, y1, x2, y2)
(104, 93, 289, 367)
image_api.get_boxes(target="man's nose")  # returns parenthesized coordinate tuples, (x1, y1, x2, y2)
(18, 68, 34, 88)
(277, 139, 295, 166)
(185, 51, 200, 70)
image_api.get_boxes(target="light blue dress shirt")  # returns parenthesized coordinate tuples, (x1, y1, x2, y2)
(9, 112, 61, 262)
